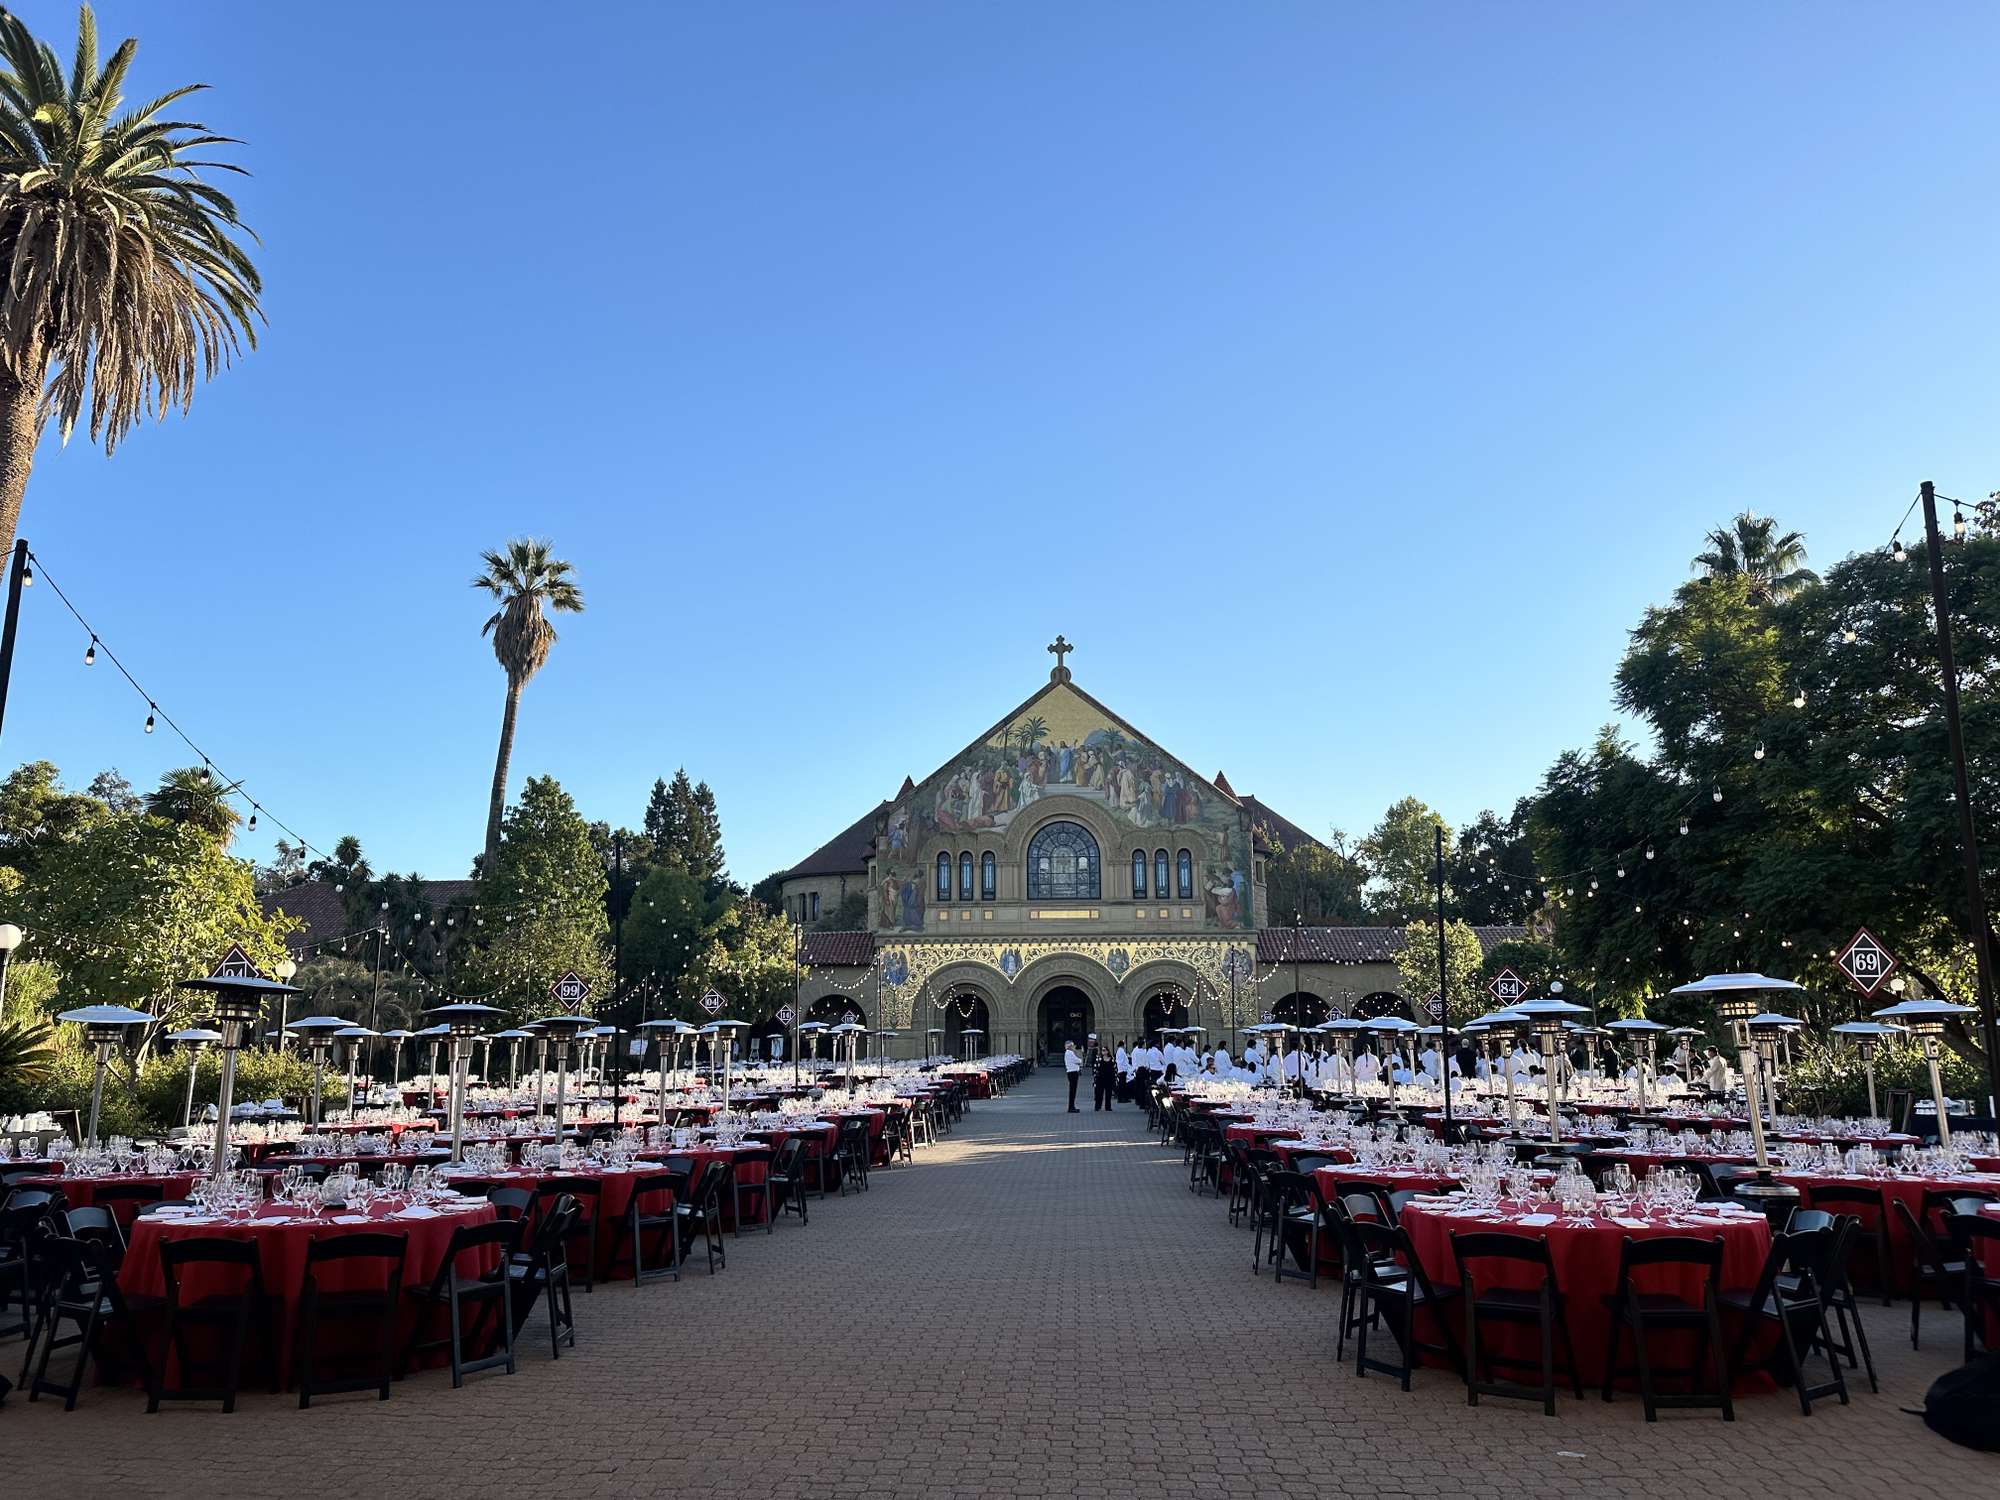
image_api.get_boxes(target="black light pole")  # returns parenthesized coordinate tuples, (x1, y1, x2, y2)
(1919, 479, 2000, 1112)
(1435, 823, 1452, 1129)
(612, 831, 625, 1130)
(791, 922, 802, 1086)
(0, 539, 26, 745)
(368, 925, 385, 1077)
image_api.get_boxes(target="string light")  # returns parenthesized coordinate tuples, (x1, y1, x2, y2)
(1892, 537, 1908, 562)
(83, 636, 96, 665)
(144, 706, 155, 734)
(1753, 743, 1765, 761)
(1954, 510, 1967, 540)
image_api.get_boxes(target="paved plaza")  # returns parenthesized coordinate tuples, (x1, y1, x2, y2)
(8, 1068, 1995, 1498)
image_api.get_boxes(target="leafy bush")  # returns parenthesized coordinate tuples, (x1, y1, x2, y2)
(0, 1029, 149, 1138)
(1781, 1037, 1986, 1118)
(133, 1046, 348, 1128)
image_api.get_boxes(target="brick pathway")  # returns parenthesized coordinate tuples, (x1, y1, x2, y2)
(7, 1069, 1994, 1495)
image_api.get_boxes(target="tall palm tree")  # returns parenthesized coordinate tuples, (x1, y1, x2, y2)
(1692, 512, 1819, 603)
(0, 6, 262, 558)
(474, 539, 583, 870)
(144, 765, 240, 844)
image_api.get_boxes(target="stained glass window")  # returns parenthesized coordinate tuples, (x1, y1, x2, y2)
(959, 851, 974, 901)
(981, 851, 996, 900)
(1131, 848, 1147, 898)
(1154, 849, 1169, 901)
(1177, 848, 1193, 899)
(1027, 820, 1100, 900)
(936, 852, 951, 902)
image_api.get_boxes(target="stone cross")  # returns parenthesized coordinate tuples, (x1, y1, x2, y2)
(1047, 635, 1074, 681)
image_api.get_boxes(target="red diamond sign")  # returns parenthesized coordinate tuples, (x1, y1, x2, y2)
(1836, 929, 1896, 997)
(1487, 967, 1526, 1006)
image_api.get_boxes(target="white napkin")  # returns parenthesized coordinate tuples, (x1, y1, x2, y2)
(393, 1205, 438, 1219)
(1515, 1213, 1557, 1227)
(1612, 1218, 1648, 1229)
(332, 1214, 370, 1224)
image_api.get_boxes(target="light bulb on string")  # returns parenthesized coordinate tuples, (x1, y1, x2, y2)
(1753, 743, 1765, 761)
(247, 812, 257, 831)
(1842, 628, 1856, 644)
(1679, 820, 1689, 835)
(1711, 787, 1723, 803)
(1644, 846, 1655, 860)
(20, 557, 30, 586)
(1892, 537, 1907, 562)
(1954, 511, 1968, 540)
(144, 707, 156, 734)
(1791, 690, 1805, 709)
(83, 637, 96, 665)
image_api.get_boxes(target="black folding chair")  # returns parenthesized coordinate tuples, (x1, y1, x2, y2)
(509, 1196, 578, 1359)
(606, 1171, 681, 1285)
(1450, 1230, 1584, 1416)
(1350, 1218, 1462, 1389)
(296, 1232, 407, 1407)
(1803, 1184, 1893, 1305)
(676, 1161, 728, 1272)
(1945, 1213, 2000, 1363)
(23, 1232, 156, 1410)
(533, 1176, 602, 1294)
(399, 1217, 522, 1388)
(767, 1140, 810, 1230)
(1722, 1224, 1848, 1416)
(1599, 1233, 1733, 1421)
(149, 1236, 279, 1413)
(1893, 1197, 1965, 1351)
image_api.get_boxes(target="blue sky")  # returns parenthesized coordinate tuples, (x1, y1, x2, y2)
(6, 2, 1997, 886)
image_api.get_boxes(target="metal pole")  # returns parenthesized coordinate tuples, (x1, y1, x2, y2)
(1919, 480, 2000, 1113)
(450, 1039, 469, 1162)
(368, 927, 384, 1079)
(0, 539, 28, 746)
(212, 1034, 240, 1186)
(182, 1049, 200, 1128)
(0, 948, 12, 1023)
(613, 833, 624, 1132)
(792, 924, 802, 1088)
(86, 1041, 109, 1147)
(1435, 824, 1452, 1129)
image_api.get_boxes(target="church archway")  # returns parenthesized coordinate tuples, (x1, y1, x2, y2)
(1141, 986, 1194, 1042)
(1272, 991, 1328, 1028)
(1037, 985, 1095, 1061)
(1355, 990, 1411, 1021)
(944, 993, 992, 1058)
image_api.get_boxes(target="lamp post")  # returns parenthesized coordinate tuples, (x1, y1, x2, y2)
(163, 1027, 222, 1129)
(334, 1025, 379, 1121)
(1871, 996, 1979, 1146)
(1509, 997, 1591, 1148)
(1605, 1018, 1667, 1112)
(285, 1015, 349, 1127)
(0, 921, 22, 1021)
(1829, 1021, 1904, 1120)
(1668, 972, 1803, 1213)
(177, 974, 299, 1185)
(430, 1002, 503, 1162)
(56, 1004, 153, 1147)
(535, 1013, 595, 1143)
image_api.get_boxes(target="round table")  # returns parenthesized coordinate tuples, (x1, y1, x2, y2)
(1774, 1170, 2000, 1280)
(1399, 1200, 1771, 1388)
(118, 1197, 498, 1386)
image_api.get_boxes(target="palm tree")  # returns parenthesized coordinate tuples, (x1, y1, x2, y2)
(1692, 512, 1819, 603)
(144, 765, 240, 844)
(474, 539, 584, 870)
(0, 6, 262, 559)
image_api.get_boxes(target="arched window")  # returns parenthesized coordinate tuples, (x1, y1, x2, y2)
(936, 852, 951, 902)
(1027, 820, 1100, 900)
(1177, 848, 1193, 899)
(980, 851, 996, 900)
(1131, 849, 1148, 898)
(959, 851, 974, 901)
(1154, 849, 1169, 901)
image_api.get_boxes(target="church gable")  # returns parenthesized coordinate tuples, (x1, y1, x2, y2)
(872, 673, 1256, 933)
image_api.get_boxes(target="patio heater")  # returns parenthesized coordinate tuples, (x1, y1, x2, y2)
(1474, 1008, 1529, 1134)
(177, 973, 300, 1185)
(830, 1020, 867, 1088)
(961, 1026, 985, 1063)
(872, 1028, 899, 1082)
(799, 1020, 828, 1078)
(1745, 1012, 1802, 1125)
(1829, 1020, 1905, 1121)
(430, 1002, 503, 1162)
(1509, 997, 1591, 1147)
(639, 1019, 697, 1132)
(535, 1013, 596, 1143)
(525, 1020, 551, 1117)
(335, 1024, 378, 1120)
(925, 1025, 945, 1062)
(1364, 1016, 1418, 1111)
(1871, 996, 1979, 1146)
(286, 1015, 351, 1127)
(163, 1026, 222, 1130)
(1668, 972, 1804, 1213)
(56, 1005, 154, 1147)
(700, 1018, 750, 1114)
(490, 1027, 535, 1092)
(1604, 1017, 1668, 1112)
(1321, 1018, 1367, 1095)
(379, 1028, 413, 1094)
(415, 1022, 452, 1112)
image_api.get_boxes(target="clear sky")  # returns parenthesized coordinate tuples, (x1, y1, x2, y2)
(6, 1, 1997, 888)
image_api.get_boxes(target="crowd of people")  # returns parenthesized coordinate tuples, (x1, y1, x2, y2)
(1058, 1030, 1736, 1111)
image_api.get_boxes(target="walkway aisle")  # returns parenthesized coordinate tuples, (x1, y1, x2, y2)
(11, 1071, 1994, 1499)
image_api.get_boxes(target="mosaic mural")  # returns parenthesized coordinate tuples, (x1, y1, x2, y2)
(897, 684, 1254, 929)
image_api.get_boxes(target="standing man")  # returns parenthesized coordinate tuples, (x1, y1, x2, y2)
(1090, 1033, 1116, 1111)
(1064, 1037, 1082, 1113)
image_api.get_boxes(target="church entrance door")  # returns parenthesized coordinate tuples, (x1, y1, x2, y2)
(1037, 986, 1095, 1062)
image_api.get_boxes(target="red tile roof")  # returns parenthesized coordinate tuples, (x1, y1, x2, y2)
(1239, 795, 1319, 854)
(801, 930, 876, 967)
(1256, 925, 1526, 965)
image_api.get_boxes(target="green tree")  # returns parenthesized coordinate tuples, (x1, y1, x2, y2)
(458, 775, 610, 1019)
(1359, 797, 1451, 924)
(0, 759, 108, 879)
(145, 765, 241, 845)
(1393, 917, 1485, 1024)
(85, 769, 139, 814)
(1447, 804, 1541, 926)
(0, 4, 263, 559)
(681, 897, 798, 1018)
(473, 539, 584, 871)
(16, 811, 296, 1056)
(622, 864, 722, 998)
(1261, 827, 1367, 924)
(645, 768, 726, 886)
(1692, 511, 1819, 604)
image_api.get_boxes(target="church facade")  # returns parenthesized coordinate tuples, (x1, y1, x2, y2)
(776, 647, 1523, 1061)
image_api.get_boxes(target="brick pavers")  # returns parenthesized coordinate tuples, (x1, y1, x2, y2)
(6, 1070, 1995, 1496)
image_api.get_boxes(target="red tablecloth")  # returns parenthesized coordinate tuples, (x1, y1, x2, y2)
(1314, 1165, 1458, 1199)
(1775, 1172, 2000, 1284)
(1592, 1149, 1753, 1179)
(119, 1199, 498, 1386)
(23, 1171, 277, 1229)
(1400, 1203, 1771, 1388)
(447, 1165, 673, 1279)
